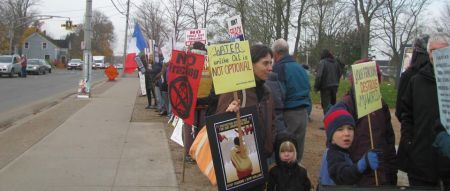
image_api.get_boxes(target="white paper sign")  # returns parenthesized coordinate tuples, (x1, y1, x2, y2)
(185, 28, 207, 46)
(227, 15, 244, 41)
(433, 46, 450, 135)
(170, 117, 184, 146)
(138, 72, 146, 96)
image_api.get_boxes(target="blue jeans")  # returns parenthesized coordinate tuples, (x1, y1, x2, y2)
(21, 67, 27, 77)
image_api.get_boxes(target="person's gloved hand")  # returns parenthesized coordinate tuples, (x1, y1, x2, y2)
(357, 149, 382, 173)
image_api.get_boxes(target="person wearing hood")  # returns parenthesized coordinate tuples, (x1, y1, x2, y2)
(319, 102, 381, 186)
(267, 133, 311, 191)
(395, 34, 430, 122)
(398, 33, 450, 189)
(314, 49, 341, 115)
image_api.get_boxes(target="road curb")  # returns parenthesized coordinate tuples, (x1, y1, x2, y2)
(0, 79, 107, 132)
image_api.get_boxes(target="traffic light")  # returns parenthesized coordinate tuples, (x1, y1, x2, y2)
(61, 20, 77, 30)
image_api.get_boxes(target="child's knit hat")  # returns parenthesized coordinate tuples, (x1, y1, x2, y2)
(323, 102, 355, 144)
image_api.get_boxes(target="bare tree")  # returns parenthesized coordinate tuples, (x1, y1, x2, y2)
(436, 3, 450, 34)
(91, 10, 115, 57)
(0, 0, 39, 54)
(134, 1, 169, 47)
(293, 0, 309, 57)
(164, 0, 189, 42)
(376, 0, 429, 67)
(352, 0, 386, 58)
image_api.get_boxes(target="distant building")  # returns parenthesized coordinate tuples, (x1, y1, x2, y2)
(376, 60, 396, 79)
(22, 32, 70, 64)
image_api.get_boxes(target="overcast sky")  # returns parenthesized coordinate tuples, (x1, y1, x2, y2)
(39, 0, 448, 58)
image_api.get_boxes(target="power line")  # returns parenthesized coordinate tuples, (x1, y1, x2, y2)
(41, 5, 115, 14)
(110, 0, 125, 15)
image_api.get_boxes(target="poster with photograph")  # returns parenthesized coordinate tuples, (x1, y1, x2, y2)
(206, 106, 267, 191)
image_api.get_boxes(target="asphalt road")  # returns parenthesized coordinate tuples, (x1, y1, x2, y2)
(0, 68, 106, 114)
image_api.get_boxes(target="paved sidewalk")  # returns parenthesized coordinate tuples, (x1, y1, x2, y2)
(0, 78, 179, 191)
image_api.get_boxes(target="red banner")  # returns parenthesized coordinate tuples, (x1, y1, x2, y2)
(168, 50, 205, 126)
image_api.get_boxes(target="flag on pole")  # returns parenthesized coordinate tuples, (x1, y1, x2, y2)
(124, 23, 147, 74)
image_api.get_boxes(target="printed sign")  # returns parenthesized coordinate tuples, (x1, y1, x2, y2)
(206, 106, 267, 191)
(227, 16, 244, 41)
(191, 49, 212, 98)
(433, 47, 450, 135)
(168, 50, 205, 125)
(351, 61, 382, 118)
(401, 47, 413, 74)
(207, 41, 255, 95)
(185, 28, 207, 46)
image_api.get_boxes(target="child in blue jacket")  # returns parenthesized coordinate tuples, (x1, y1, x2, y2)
(319, 102, 381, 185)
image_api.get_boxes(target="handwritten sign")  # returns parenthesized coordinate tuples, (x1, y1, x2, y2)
(185, 28, 207, 46)
(207, 41, 255, 95)
(351, 61, 382, 118)
(433, 47, 450, 135)
(168, 50, 205, 125)
(227, 16, 244, 41)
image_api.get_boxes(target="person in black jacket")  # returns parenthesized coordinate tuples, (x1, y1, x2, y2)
(268, 133, 311, 191)
(398, 33, 450, 189)
(395, 34, 430, 122)
(314, 49, 341, 115)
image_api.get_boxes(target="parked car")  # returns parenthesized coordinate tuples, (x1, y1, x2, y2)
(0, 55, 22, 77)
(114, 63, 123, 69)
(27, 59, 51, 75)
(67, 59, 84, 70)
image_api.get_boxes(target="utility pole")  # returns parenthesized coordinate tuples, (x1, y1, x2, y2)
(121, 0, 130, 77)
(78, 0, 93, 98)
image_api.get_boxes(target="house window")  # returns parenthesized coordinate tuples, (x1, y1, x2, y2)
(25, 42, 29, 49)
(42, 42, 47, 49)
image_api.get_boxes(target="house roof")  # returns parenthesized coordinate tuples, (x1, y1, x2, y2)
(26, 32, 69, 49)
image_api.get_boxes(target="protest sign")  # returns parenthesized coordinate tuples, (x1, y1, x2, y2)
(351, 61, 383, 118)
(207, 41, 255, 95)
(433, 47, 450, 135)
(401, 47, 413, 74)
(191, 49, 212, 98)
(227, 16, 244, 41)
(185, 28, 207, 46)
(168, 50, 205, 125)
(206, 106, 267, 191)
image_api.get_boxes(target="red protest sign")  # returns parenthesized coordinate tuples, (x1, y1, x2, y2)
(168, 50, 205, 126)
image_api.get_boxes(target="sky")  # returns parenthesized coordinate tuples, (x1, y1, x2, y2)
(39, 0, 448, 58)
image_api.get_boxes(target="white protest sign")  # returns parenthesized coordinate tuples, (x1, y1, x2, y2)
(185, 28, 207, 46)
(432, 46, 450, 135)
(170, 117, 184, 146)
(227, 15, 244, 41)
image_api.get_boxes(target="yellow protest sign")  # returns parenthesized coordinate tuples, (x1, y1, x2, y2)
(351, 61, 382, 118)
(207, 41, 255, 95)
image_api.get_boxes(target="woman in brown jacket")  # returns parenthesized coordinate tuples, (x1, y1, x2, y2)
(215, 44, 277, 162)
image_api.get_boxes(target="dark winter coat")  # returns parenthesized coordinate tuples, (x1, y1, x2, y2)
(324, 144, 362, 185)
(215, 80, 276, 158)
(267, 134, 311, 191)
(398, 63, 450, 182)
(314, 58, 341, 91)
(395, 51, 429, 122)
(341, 92, 398, 185)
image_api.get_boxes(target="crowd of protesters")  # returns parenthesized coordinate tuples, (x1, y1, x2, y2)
(139, 32, 450, 190)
